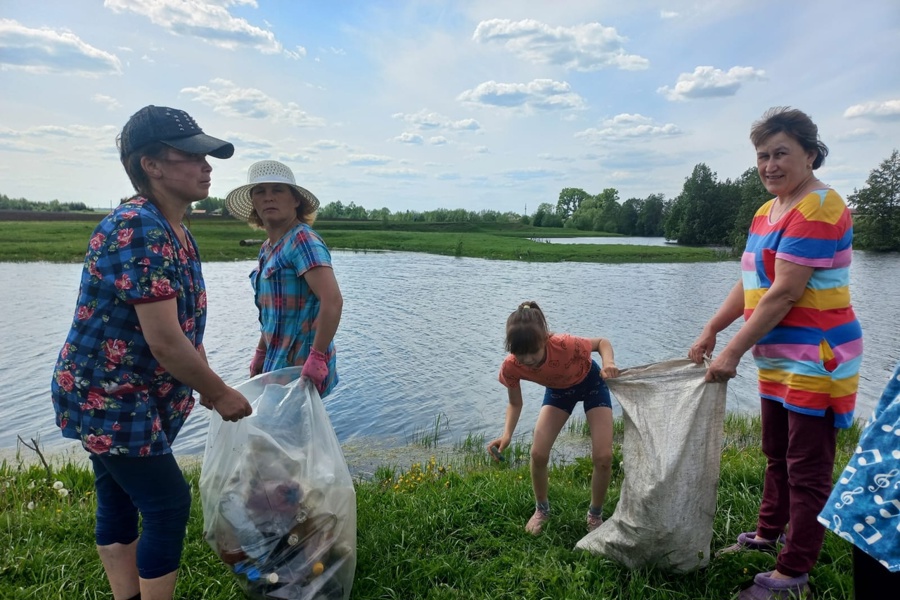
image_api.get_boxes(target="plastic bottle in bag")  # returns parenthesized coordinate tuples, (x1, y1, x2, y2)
(220, 491, 274, 561)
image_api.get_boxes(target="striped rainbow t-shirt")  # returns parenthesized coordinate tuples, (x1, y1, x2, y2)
(742, 188, 862, 428)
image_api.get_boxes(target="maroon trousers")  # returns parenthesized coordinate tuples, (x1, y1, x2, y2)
(757, 398, 837, 577)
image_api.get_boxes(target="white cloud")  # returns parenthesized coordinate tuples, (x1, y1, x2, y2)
(658, 66, 766, 101)
(394, 132, 424, 144)
(345, 154, 392, 166)
(392, 110, 482, 132)
(180, 79, 325, 127)
(103, 0, 298, 57)
(309, 139, 348, 151)
(502, 168, 562, 181)
(0, 18, 122, 75)
(429, 136, 448, 146)
(451, 119, 481, 131)
(363, 167, 425, 179)
(92, 94, 121, 110)
(473, 18, 648, 71)
(844, 99, 900, 121)
(1, 123, 117, 141)
(575, 113, 682, 143)
(458, 79, 586, 111)
(660, 11, 679, 19)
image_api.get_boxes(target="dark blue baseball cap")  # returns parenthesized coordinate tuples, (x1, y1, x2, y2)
(119, 105, 234, 159)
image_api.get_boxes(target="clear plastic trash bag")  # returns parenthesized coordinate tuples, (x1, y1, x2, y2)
(200, 368, 356, 599)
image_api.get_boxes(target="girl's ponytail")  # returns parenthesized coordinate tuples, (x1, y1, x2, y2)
(505, 301, 549, 354)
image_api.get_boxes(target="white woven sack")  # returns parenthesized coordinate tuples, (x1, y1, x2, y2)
(575, 359, 727, 572)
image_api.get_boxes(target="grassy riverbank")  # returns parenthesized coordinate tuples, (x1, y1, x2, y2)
(1, 415, 859, 599)
(0, 219, 727, 263)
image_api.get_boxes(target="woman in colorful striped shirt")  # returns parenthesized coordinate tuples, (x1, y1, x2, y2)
(225, 160, 343, 396)
(688, 107, 862, 600)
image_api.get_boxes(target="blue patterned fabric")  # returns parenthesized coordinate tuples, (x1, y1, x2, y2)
(818, 361, 900, 572)
(50, 197, 204, 456)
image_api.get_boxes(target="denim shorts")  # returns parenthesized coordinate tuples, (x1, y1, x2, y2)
(90, 453, 192, 579)
(543, 360, 612, 415)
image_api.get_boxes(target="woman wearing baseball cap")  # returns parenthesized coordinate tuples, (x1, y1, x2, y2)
(50, 105, 252, 600)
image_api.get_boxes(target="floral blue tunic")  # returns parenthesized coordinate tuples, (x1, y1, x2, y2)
(818, 361, 900, 572)
(50, 197, 205, 456)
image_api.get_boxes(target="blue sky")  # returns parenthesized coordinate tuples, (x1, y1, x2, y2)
(1, 0, 898, 215)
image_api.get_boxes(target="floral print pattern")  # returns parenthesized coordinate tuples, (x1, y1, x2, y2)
(50, 197, 205, 456)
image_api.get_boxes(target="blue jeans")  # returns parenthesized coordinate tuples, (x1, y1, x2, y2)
(90, 453, 191, 579)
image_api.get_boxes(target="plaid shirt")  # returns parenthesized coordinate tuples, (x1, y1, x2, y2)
(251, 222, 338, 396)
(50, 197, 204, 456)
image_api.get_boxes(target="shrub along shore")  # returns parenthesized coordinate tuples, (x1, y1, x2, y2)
(0, 218, 728, 263)
(1, 415, 858, 599)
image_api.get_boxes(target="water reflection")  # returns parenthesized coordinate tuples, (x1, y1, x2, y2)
(2, 250, 897, 460)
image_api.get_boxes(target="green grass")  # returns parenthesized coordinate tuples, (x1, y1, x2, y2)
(0, 415, 860, 599)
(0, 219, 728, 263)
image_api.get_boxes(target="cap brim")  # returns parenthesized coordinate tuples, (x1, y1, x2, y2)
(163, 133, 234, 159)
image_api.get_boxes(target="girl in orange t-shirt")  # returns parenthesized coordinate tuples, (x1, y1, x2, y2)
(488, 301, 619, 535)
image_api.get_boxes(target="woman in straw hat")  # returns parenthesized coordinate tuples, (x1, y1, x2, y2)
(50, 105, 253, 600)
(226, 160, 343, 396)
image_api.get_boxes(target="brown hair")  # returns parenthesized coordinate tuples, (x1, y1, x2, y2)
(750, 106, 829, 169)
(505, 301, 550, 354)
(117, 135, 169, 200)
(246, 187, 317, 229)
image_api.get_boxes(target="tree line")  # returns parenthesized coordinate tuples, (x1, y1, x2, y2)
(0, 193, 91, 213)
(536, 149, 900, 253)
(3, 150, 898, 251)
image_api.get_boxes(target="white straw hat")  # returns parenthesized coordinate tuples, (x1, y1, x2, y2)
(224, 160, 320, 221)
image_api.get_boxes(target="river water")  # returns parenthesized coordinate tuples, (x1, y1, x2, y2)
(2, 247, 897, 468)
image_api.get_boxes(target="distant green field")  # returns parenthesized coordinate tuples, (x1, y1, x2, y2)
(0, 218, 728, 263)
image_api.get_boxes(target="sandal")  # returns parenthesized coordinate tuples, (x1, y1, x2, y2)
(737, 571, 809, 599)
(717, 532, 787, 556)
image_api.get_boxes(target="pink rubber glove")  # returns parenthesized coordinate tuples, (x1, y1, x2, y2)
(301, 348, 329, 393)
(250, 347, 266, 377)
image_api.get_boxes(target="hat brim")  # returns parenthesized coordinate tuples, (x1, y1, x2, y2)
(163, 133, 234, 159)
(224, 182, 320, 222)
